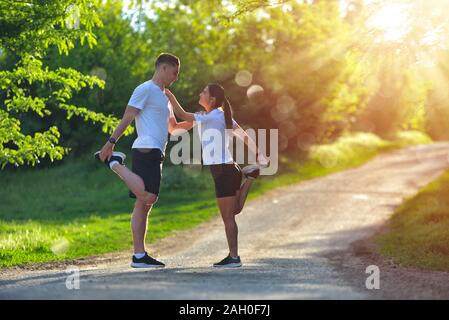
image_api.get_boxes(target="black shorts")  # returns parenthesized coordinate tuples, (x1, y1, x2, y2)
(208, 163, 242, 198)
(129, 148, 164, 198)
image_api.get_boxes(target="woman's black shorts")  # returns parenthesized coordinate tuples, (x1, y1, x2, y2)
(208, 163, 242, 198)
(129, 148, 164, 198)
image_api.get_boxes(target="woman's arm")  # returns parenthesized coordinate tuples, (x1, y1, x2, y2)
(232, 122, 269, 166)
(164, 89, 196, 122)
(168, 116, 194, 135)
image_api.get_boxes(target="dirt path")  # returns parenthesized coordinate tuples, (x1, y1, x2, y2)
(2, 143, 449, 299)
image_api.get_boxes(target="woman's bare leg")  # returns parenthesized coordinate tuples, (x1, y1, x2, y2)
(234, 179, 254, 215)
(217, 196, 239, 258)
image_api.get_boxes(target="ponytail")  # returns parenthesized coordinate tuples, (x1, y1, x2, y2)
(223, 98, 233, 130)
(207, 83, 233, 129)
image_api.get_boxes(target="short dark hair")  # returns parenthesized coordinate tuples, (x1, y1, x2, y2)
(155, 53, 180, 68)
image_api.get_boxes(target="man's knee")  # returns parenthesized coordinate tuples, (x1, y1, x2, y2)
(136, 192, 158, 206)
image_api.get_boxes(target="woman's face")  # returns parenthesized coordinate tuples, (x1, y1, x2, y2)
(199, 86, 213, 109)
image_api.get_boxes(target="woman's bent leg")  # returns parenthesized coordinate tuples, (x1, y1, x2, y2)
(234, 179, 254, 215)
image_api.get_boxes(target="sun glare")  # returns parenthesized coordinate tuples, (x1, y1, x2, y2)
(368, 4, 410, 42)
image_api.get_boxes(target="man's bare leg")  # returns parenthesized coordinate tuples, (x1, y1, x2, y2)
(110, 163, 157, 206)
(131, 199, 153, 253)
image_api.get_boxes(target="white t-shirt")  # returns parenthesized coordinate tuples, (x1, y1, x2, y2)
(127, 80, 174, 153)
(194, 109, 238, 165)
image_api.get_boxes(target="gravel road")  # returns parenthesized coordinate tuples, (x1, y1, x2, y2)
(2, 143, 449, 299)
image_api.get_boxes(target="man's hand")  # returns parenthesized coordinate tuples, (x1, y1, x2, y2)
(99, 142, 114, 162)
(96, 106, 139, 162)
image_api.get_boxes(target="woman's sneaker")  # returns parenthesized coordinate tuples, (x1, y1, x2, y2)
(130, 252, 165, 268)
(241, 164, 260, 180)
(94, 151, 126, 168)
(213, 255, 242, 268)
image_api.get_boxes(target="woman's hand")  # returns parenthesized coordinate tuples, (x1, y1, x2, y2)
(164, 88, 174, 99)
(165, 89, 194, 122)
(257, 153, 270, 168)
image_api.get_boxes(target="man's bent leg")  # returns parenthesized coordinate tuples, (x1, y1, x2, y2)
(111, 163, 156, 206)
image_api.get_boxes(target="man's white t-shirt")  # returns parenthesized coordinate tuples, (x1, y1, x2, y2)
(194, 109, 238, 165)
(127, 80, 174, 153)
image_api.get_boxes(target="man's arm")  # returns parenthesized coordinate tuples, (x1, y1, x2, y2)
(99, 106, 140, 161)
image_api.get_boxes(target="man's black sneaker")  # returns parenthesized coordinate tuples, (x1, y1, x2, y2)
(213, 255, 242, 268)
(94, 151, 126, 168)
(241, 165, 260, 180)
(130, 252, 165, 268)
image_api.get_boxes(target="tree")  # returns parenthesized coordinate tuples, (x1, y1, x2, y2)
(348, 0, 449, 138)
(40, 0, 153, 152)
(0, 0, 132, 169)
(223, 1, 368, 151)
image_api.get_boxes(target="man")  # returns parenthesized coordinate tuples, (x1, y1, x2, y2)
(95, 53, 192, 268)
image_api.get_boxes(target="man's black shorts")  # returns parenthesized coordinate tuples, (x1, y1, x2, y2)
(129, 148, 164, 198)
(208, 162, 242, 198)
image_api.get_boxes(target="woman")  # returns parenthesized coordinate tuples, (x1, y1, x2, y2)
(165, 83, 267, 268)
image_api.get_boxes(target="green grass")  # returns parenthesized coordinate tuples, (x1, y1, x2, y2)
(376, 167, 449, 272)
(0, 130, 431, 267)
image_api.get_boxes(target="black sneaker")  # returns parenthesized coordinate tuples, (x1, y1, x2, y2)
(130, 252, 165, 268)
(94, 151, 126, 168)
(241, 164, 260, 180)
(213, 255, 242, 268)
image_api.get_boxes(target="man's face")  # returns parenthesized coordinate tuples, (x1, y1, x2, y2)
(163, 63, 179, 86)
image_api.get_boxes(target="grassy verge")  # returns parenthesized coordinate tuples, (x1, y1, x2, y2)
(376, 167, 449, 272)
(0, 131, 431, 267)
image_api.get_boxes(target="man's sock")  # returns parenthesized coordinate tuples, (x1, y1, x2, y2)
(109, 161, 119, 170)
(134, 252, 146, 259)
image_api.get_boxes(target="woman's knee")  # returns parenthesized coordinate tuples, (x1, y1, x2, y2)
(222, 213, 236, 225)
(233, 203, 243, 215)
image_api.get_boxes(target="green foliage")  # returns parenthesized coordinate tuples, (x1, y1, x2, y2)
(309, 130, 431, 169)
(0, 0, 101, 56)
(142, 0, 237, 107)
(345, 0, 449, 139)
(376, 168, 449, 272)
(0, 0, 132, 169)
(2, 0, 446, 168)
(227, 1, 368, 151)
(393, 130, 432, 147)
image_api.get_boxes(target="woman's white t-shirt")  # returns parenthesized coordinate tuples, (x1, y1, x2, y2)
(194, 109, 238, 165)
(127, 80, 174, 153)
